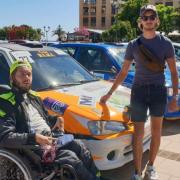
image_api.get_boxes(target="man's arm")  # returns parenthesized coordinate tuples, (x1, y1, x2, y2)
(166, 57, 179, 112)
(100, 60, 132, 103)
(36, 97, 64, 131)
(0, 116, 36, 148)
(167, 57, 179, 96)
(0, 113, 55, 147)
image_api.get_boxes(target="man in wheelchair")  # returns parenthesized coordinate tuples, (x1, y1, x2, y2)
(0, 60, 101, 180)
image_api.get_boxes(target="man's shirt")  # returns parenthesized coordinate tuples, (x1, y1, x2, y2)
(125, 34, 175, 85)
(23, 94, 51, 135)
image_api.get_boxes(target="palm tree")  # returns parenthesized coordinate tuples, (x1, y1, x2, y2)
(53, 25, 65, 41)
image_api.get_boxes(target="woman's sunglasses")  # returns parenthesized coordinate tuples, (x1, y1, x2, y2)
(141, 15, 156, 21)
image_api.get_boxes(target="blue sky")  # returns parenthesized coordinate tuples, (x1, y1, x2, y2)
(0, 0, 79, 40)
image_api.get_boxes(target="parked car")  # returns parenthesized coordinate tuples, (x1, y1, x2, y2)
(173, 42, 180, 80)
(41, 41, 60, 46)
(9, 39, 43, 48)
(173, 42, 180, 62)
(0, 43, 151, 170)
(52, 42, 134, 87)
(53, 42, 180, 120)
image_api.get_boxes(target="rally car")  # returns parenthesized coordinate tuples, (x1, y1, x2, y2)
(0, 43, 151, 170)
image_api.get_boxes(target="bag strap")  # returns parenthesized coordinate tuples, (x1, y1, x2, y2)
(137, 37, 165, 73)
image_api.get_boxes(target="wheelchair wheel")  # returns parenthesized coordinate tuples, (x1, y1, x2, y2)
(60, 164, 78, 180)
(0, 149, 34, 180)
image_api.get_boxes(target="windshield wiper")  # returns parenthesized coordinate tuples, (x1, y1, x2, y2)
(36, 82, 81, 91)
(78, 79, 99, 84)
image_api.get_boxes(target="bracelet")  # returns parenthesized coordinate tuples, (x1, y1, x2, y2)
(107, 92, 112, 95)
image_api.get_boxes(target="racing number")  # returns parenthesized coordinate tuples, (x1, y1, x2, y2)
(37, 51, 55, 57)
(18, 56, 29, 62)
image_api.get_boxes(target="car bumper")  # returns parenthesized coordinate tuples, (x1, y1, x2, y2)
(83, 121, 151, 170)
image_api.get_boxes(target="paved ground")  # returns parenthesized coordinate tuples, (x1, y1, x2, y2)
(101, 120, 180, 180)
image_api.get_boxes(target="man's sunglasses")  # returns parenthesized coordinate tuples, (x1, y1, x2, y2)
(141, 15, 156, 21)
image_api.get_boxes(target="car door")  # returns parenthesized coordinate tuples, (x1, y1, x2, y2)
(0, 52, 10, 85)
(76, 46, 116, 80)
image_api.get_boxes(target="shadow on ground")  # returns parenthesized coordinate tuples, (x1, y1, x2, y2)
(162, 119, 180, 136)
(101, 151, 149, 180)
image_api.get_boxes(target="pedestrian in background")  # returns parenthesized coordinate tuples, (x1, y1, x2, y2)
(100, 4, 179, 180)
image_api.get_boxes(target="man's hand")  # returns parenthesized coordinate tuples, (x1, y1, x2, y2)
(100, 93, 111, 104)
(35, 134, 55, 145)
(52, 117, 64, 132)
(168, 98, 179, 112)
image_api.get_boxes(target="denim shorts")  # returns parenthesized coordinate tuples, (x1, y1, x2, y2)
(130, 84, 167, 122)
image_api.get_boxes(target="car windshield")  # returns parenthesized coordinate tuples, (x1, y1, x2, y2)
(108, 46, 135, 71)
(11, 50, 96, 91)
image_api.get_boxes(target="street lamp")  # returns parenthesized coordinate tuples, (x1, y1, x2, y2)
(43, 26, 50, 45)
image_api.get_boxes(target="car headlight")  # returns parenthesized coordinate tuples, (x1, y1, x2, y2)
(87, 121, 126, 135)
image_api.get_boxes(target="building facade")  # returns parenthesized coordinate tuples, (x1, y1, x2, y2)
(79, 0, 122, 30)
(149, 0, 180, 8)
(79, 0, 180, 30)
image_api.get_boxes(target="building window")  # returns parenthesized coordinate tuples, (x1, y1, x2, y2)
(111, 17, 115, 25)
(83, 18, 89, 26)
(102, 0, 106, 5)
(91, 17, 96, 27)
(101, 17, 106, 27)
(84, 0, 96, 4)
(165, 2, 173, 6)
(111, 5, 116, 15)
(83, 7, 89, 15)
(102, 6, 106, 15)
(90, 0, 96, 4)
(90, 7, 96, 15)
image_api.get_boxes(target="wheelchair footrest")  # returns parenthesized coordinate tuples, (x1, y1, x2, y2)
(42, 171, 55, 180)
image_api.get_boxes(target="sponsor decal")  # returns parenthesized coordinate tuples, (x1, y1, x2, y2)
(57, 81, 130, 110)
(79, 95, 96, 107)
(43, 97, 68, 115)
(11, 51, 34, 63)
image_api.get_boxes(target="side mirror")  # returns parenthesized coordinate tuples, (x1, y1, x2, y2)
(111, 66, 118, 74)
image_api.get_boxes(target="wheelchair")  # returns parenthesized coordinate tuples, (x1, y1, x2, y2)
(0, 145, 78, 180)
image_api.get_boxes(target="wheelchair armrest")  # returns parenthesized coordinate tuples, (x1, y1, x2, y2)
(0, 144, 40, 150)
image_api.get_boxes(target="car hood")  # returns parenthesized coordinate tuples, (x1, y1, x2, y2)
(38, 80, 131, 122)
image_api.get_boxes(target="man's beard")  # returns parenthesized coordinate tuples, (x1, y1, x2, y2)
(12, 80, 31, 94)
(144, 27, 155, 31)
(143, 24, 156, 31)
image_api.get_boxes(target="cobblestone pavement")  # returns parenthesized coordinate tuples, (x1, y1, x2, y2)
(101, 120, 180, 180)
